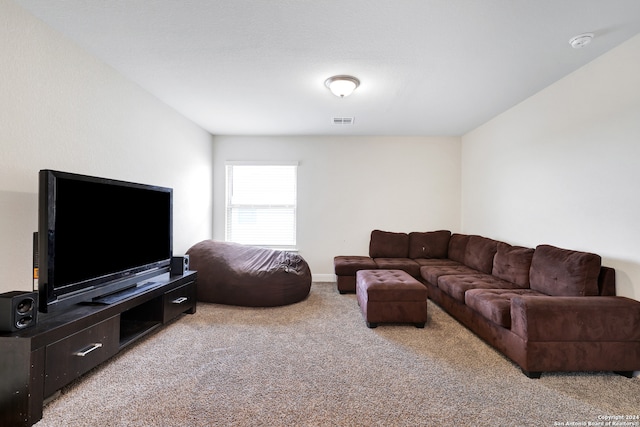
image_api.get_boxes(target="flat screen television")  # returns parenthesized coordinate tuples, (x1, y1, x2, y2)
(38, 170, 173, 313)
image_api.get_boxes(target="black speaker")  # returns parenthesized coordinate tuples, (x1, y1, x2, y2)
(0, 291, 38, 333)
(170, 255, 189, 276)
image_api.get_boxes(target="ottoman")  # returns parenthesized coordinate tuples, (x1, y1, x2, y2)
(356, 269, 428, 328)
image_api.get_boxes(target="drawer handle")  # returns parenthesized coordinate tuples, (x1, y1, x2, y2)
(74, 343, 103, 357)
(172, 297, 188, 304)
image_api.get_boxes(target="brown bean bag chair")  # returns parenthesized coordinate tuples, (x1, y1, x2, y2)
(186, 240, 312, 307)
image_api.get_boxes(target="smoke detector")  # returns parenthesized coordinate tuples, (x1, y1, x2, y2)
(569, 33, 594, 49)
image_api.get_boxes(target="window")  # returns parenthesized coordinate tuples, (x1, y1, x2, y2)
(225, 162, 297, 249)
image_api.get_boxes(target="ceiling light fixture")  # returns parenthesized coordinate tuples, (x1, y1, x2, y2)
(569, 33, 594, 49)
(325, 75, 360, 98)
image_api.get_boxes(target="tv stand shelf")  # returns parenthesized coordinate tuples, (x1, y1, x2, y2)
(0, 271, 197, 427)
(119, 318, 161, 348)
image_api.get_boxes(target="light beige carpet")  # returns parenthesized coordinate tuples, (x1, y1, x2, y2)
(36, 283, 639, 426)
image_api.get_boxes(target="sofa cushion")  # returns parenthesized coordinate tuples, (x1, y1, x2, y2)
(408, 230, 451, 259)
(374, 258, 420, 277)
(420, 264, 479, 285)
(369, 230, 409, 258)
(334, 256, 378, 276)
(437, 274, 525, 303)
(598, 266, 616, 296)
(492, 242, 535, 287)
(414, 258, 460, 267)
(464, 236, 499, 274)
(448, 234, 470, 264)
(465, 288, 544, 328)
(529, 244, 601, 296)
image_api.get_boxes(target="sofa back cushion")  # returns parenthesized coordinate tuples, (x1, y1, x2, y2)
(369, 230, 409, 258)
(408, 230, 451, 259)
(448, 234, 470, 264)
(464, 236, 499, 274)
(492, 242, 534, 287)
(598, 266, 616, 296)
(529, 244, 601, 296)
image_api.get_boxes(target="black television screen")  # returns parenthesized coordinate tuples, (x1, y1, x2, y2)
(38, 170, 173, 313)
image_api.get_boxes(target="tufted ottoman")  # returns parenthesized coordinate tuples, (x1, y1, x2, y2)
(356, 269, 428, 328)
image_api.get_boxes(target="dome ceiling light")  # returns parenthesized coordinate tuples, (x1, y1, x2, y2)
(569, 33, 594, 48)
(325, 75, 360, 98)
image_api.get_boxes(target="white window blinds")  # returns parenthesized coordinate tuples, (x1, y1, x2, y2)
(225, 162, 297, 249)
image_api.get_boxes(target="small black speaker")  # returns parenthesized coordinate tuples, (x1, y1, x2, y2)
(170, 255, 189, 276)
(0, 291, 38, 333)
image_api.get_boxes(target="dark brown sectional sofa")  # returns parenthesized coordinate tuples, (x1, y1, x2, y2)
(334, 229, 640, 378)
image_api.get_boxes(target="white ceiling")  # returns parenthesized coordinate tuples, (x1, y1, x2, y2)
(13, 0, 640, 136)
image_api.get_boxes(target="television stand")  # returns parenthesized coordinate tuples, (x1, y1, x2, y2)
(0, 271, 197, 427)
(92, 280, 161, 305)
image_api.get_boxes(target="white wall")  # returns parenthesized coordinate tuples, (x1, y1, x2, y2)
(212, 135, 461, 281)
(462, 34, 640, 300)
(0, 1, 213, 294)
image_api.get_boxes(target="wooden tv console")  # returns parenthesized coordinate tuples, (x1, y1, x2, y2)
(0, 271, 197, 427)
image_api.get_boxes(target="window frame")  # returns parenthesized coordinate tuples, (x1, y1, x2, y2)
(224, 161, 298, 250)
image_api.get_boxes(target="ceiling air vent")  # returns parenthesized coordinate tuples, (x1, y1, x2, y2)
(332, 117, 354, 125)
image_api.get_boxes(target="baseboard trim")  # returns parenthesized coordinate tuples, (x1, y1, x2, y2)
(312, 274, 336, 283)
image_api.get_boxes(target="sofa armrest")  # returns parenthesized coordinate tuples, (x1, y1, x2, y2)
(510, 296, 640, 342)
